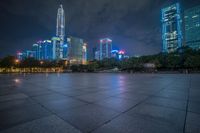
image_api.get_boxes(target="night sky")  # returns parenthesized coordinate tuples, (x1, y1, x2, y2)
(0, 0, 200, 58)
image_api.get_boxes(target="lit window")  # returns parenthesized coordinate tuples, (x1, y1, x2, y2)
(192, 15, 198, 18)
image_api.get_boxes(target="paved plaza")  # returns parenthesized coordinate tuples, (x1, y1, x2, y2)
(0, 73, 200, 133)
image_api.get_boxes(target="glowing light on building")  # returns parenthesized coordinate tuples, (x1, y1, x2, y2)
(119, 50, 125, 55)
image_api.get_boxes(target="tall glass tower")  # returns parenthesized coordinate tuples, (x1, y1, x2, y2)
(161, 3, 183, 53)
(56, 5, 65, 58)
(56, 4, 65, 41)
(184, 6, 200, 50)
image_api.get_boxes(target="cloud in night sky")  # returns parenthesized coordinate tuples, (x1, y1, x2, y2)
(0, 0, 200, 58)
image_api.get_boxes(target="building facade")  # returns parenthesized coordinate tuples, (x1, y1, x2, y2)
(56, 5, 65, 43)
(99, 38, 112, 60)
(162, 3, 183, 53)
(56, 5, 65, 58)
(52, 37, 62, 60)
(184, 6, 200, 49)
(40, 40, 53, 60)
(67, 36, 87, 64)
(32, 44, 41, 60)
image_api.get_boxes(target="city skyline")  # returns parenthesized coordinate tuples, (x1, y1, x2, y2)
(1, 0, 200, 58)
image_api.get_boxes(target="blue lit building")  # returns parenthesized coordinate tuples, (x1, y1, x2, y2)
(40, 40, 53, 60)
(95, 51, 100, 60)
(111, 50, 119, 58)
(63, 43, 68, 59)
(32, 44, 41, 60)
(161, 3, 183, 53)
(100, 38, 112, 60)
(17, 52, 26, 60)
(26, 50, 36, 58)
(184, 5, 200, 50)
(52, 37, 62, 60)
(111, 50, 126, 60)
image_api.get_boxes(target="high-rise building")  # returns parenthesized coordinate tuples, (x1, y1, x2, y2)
(161, 3, 183, 53)
(56, 5, 65, 58)
(63, 43, 68, 59)
(184, 6, 200, 49)
(52, 37, 62, 60)
(99, 38, 112, 60)
(32, 44, 41, 60)
(67, 36, 87, 64)
(40, 40, 53, 60)
(92, 47, 97, 60)
(56, 5, 65, 43)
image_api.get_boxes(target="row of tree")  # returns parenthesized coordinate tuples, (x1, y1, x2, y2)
(72, 47, 200, 72)
(1, 47, 200, 72)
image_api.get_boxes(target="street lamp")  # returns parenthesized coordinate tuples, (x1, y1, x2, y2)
(40, 61, 44, 65)
(15, 59, 20, 64)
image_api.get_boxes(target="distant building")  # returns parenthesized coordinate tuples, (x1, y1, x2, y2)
(32, 44, 41, 60)
(67, 36, 87, 64)
(118, 50, 125, 60)
(82, 43, 87, 65)
(63, 43, 68, 59)
(56, 4, 65, 51)
(92, 47, 97, 60)
(52, 37, 62, 60)
(184, 5, 200, 49)
(26, 50, 36, 58)
(99, 38, 112, 60)
(40, 40, 53, 60)
(17, 52, 26, 60)
(111, 50, 119, 58)
(111, 50, 126, 60)
(95, 51, 100, 60)
(161, 3, 183, 53)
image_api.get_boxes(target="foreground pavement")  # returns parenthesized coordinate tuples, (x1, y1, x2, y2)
(0, 73, 200, 133)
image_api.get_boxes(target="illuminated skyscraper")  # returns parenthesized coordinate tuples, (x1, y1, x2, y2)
(52, 37, 62, 60)
(99, 38, 112, 60)
(56, 5, 65, 58)
(162, 3, 183, 53)
(40, 40, 53, 60)
(184, 6, 200, 49)
(32, 44, 41, 60)
(56, 5, 65, 42)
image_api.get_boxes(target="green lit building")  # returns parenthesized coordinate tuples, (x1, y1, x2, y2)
(184, 6, 200, 49)
(67, 36, 87, 65)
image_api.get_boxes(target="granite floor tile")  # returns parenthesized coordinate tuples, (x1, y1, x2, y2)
(125, 103, 186, 129)
(185, 112, 200, 133)
(93, 114, 182, 133)
(57, 104, 119, 132)
(0, 115, 81, 133)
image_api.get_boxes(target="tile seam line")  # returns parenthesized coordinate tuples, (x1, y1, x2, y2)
(90, 80, 175, 133)
(183, 76, 191, 133)
(27, 96, 84, 133)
